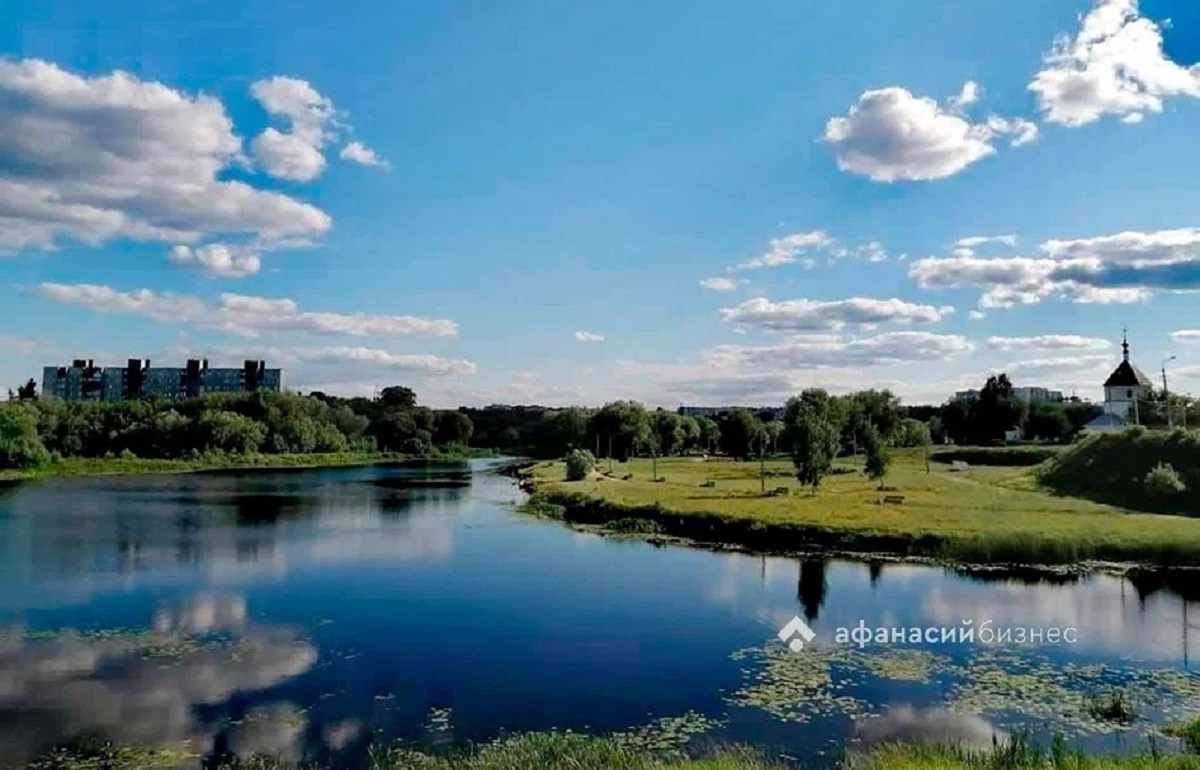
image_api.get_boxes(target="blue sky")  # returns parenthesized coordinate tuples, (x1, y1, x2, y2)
(2, 0, 1199, 407)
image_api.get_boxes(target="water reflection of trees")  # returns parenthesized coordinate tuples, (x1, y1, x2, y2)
(1, 466, 472, 585)
(0, 595, 316, 767)
(797, 558, 828, 622)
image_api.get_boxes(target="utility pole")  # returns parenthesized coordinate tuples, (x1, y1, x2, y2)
(1163, 356, 1177, 429)
(607, 434, 613, 473)
(759, 432, 766, 495)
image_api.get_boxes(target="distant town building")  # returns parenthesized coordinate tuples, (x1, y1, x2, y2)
(1012, 386, 1065, 404)
(954, 386, 1063, 404)
(1085, 333, 1152, 432)
(42, 359, 282, 402)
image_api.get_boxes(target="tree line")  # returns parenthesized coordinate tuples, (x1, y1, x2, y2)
(0, 386, 474, 470)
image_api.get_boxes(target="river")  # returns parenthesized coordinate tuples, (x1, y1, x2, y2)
(0, 460, 1197, 767)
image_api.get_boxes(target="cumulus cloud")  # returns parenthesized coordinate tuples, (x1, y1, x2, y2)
(987, 335, 1112, 352)
(949, 80, 982, 110)
(1029, 0, 1200, 126)
(823, 84, 1038, 182)
(911, 227, 1199, 308)
(293, 346, 476, 375)
(574, 331, 605, 342)
(0, 59, 332, 263)
(339, 141, 389, 169)
(1003, 354, 1114, 375)
(169, 244, 262, 278)
(719, 297, 954, 333)
(37, 283, 458, 338)
(699, 277, 739, 292)
(732, 231, 830, 270)
(705, 332, 975, 370)
(250, 77, 338, 182)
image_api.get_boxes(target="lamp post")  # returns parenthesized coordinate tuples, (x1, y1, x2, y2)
(1163, 356, 1177, 429)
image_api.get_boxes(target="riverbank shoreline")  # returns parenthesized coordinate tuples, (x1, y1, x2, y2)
(0, 449, 497, 483)
(517, 453, 1200, 570)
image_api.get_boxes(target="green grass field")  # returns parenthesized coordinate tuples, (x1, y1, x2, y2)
(524, 448, 1200, 565)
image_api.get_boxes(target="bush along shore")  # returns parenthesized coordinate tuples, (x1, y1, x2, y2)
(521, 435, 1200, 568)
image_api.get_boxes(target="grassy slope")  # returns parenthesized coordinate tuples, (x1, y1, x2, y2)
(0, 449, 494, 483)
(1040, 432, 1200, 516)
(524, 449, 1200, 565)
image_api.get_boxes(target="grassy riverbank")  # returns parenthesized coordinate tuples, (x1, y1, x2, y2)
(0, 448, 495, 483)
(522, 448, 1200, 565)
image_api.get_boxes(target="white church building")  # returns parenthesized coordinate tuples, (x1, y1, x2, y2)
(1085, 334, 1153, 432)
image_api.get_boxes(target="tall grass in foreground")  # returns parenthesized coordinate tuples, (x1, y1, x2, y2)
(851, 732, 1200, 770)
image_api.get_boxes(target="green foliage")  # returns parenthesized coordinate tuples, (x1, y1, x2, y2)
(1086, 690, 1139, 725)
(16, 378, 37, 400)
(1146, 462, 1187, 497)
(589, 401, 652, 461)
(719, 408, 765, 461)
(0, 403, 51, 469)
(565, 448, 597, 481)
(196, 410, 266, 454)
(1166, 716, 1200, 754)
(893, 418, 931, 448)
(435, 410, 474, 446)
(785, 404, 840, 494)
(862, 423, 890, 487)
(651, 411, 686, 456)
(697, 417, 720, 454)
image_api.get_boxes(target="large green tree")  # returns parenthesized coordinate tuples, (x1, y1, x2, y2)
(588, 401, 652, 461)
(784, 395, 841, 495)
(718, 408, 764, 460)
(651, 410, 686, 456)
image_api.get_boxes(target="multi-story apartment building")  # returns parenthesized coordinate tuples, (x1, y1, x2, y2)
(42, 359, 282, 402)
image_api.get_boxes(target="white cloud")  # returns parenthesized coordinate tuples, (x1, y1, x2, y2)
(1172, 330, 1200, 342)
(250, 77, 338, 182)
(0, 58, 332, 270)
(699, 277, 739, 292)
(912, 227, 1199, 308)
(719, 297, 954, 332)
(957, 235, 1018, 249)
(293, 347, 476, 375)
(339, 141, 389, 170)
(949, 80, 982, 110)
(37, 283, 458, 338)
(823, 84, 1038, 182)
(987, 335, 1113, 352)
(1003, 354, 1114, 376)
(251, 128, 327, 182)
(983, 116, 1041, 147)
(169, 244, 262, 278)
(968, 310, 987, 321)
(1029, 0, 1200, 126)
(574, 331, 605, 342)
(705, 331, 975, 370)
(732, 231, 830, 270)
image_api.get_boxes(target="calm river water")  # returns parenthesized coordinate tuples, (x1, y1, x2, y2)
(1, 460, 1198, 767)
